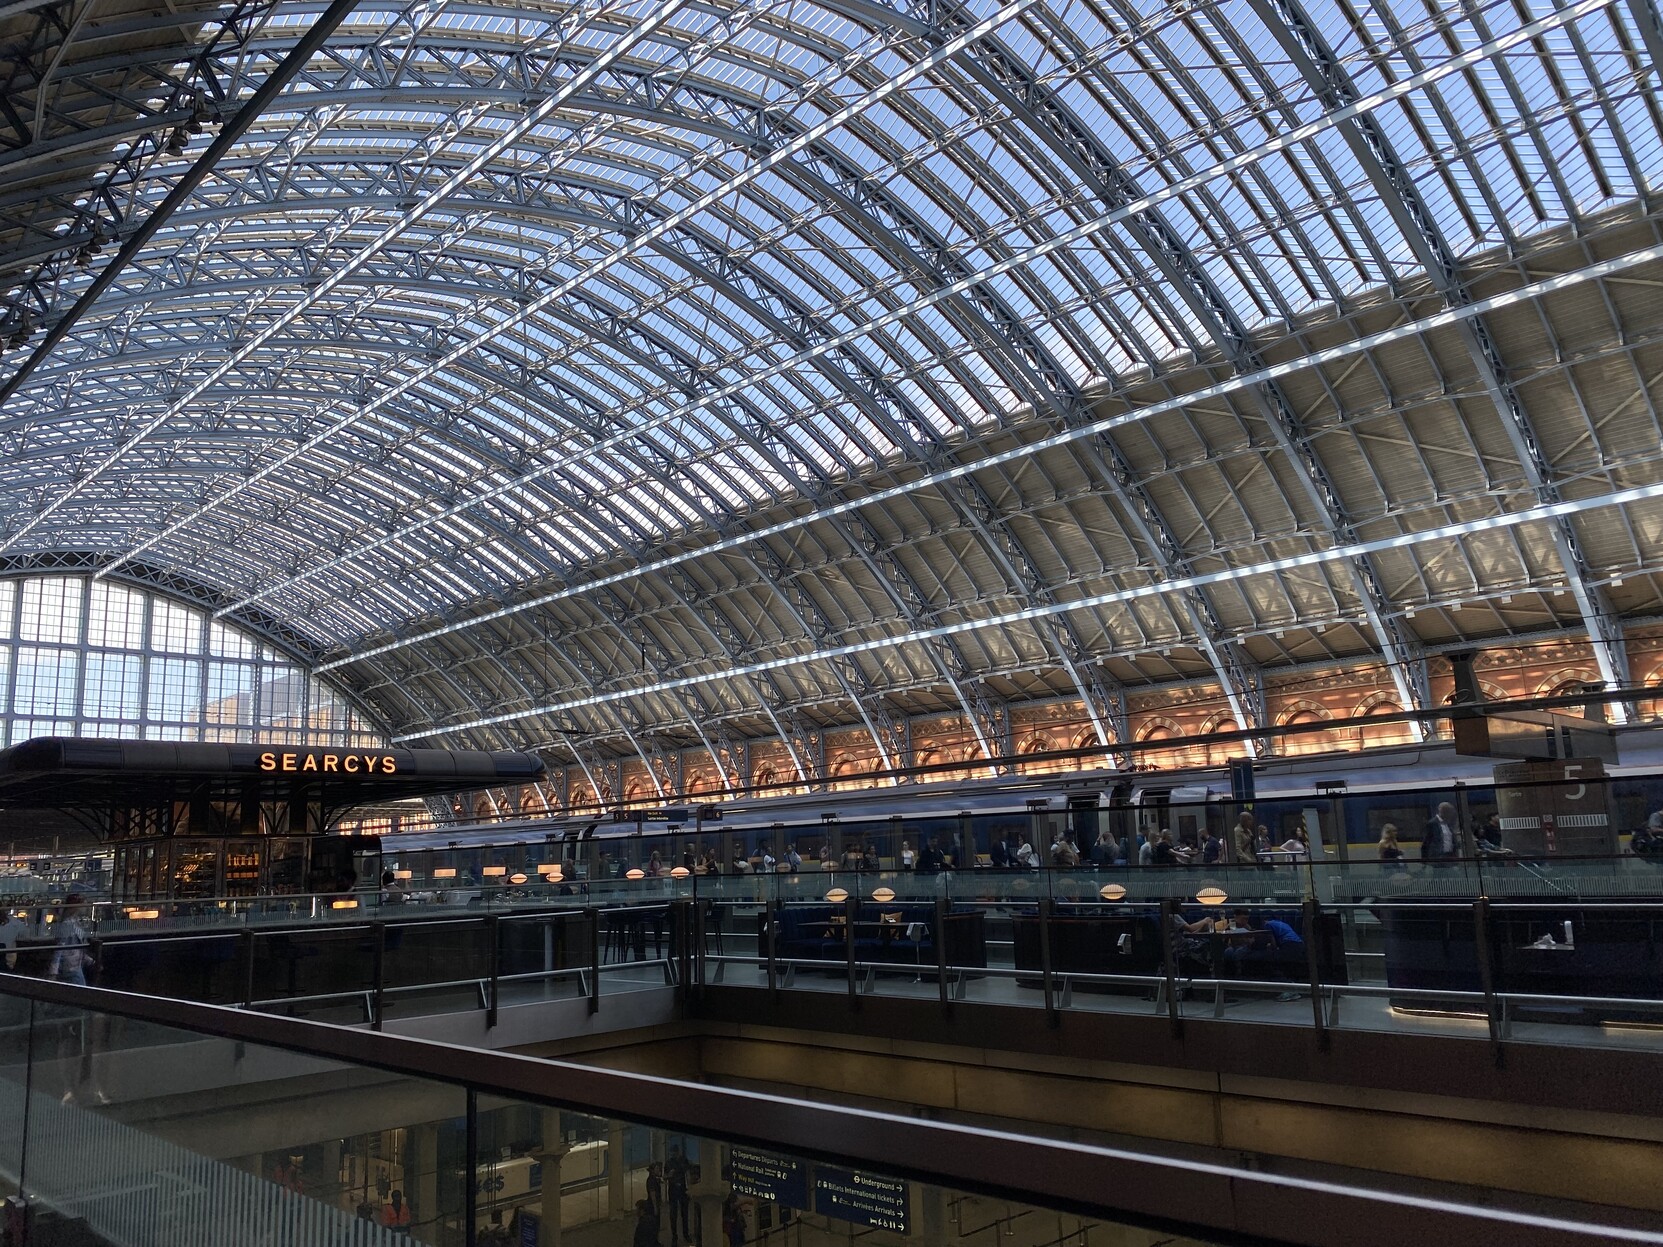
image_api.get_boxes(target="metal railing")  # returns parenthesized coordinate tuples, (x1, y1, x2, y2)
(0, 973, 1655, 1247)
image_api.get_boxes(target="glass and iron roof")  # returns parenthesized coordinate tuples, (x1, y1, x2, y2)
(1, 0, 1661, 759)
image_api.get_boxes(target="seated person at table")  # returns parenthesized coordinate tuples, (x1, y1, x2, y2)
(1224, 910, 1304, 1000)
(1169, 911, 1214, 978)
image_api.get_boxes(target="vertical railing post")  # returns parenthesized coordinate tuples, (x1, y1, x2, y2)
(486, 913, 500, 1029)
(1159, 898, 1183, 1037)
(1302, 898, 1328, 1048)
(844, 893, 859, 1008)
(241, 928, 256, 1009)
(765, 896, 779, 1001)
(371, 921, 386, 1032)
(935, 895, 950, 1013)
(464, 1088, 479, 1247)
(1037, 896, 1057, 1027)
(1472, 897, 1503, 1064)
(586, 907, 601, 1015)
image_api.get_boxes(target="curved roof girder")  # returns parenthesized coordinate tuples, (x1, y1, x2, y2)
(1250, 0, 1628, 720)
(18, 0, 1020, 574)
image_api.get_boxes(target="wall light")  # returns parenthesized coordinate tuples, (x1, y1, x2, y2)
(1197, 887, 1228, 906)
(626, 868, 646, 880)
(871, 887, 896, 902)
(332, 899, 359, 910)
(482, 865, 507, 878)
(393, 869, 412, 880)
(509, 873, 528, 885)
(126, 908, 160, 920)
(1098, 883, 1126, 902)
(825, 887, 849, 903)
(537, 863, 563, 878)
(670, 866, 691, 879)
(433, 868, 457, 879)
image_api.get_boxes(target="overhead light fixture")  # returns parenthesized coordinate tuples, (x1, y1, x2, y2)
(871, 886, 896, 902)
(433, 867, 456, 879)
(332, 899, 359, 910)
(825, 887, 849, 903)
(482, 865, 507, 877)
(393, 869, 412, 880)
(125, 908, 160, 920)
(536, 863, 563, 878)
(1196, 887, 1228, 906)
(1098, 883, 1126, 902)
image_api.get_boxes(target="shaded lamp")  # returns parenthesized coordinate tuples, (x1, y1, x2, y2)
(871, 886, 896, 903)
(509, 872, 528, 885)
(626, 868, 646, 880)
(1196, 887, 1228, 906)
(670, 866, 691, 880)
(824, 887, 849, 903)
(1098, 883, 1127, 902)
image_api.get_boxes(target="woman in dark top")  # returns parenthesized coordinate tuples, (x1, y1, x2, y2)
(1378, 824, 1406, 869)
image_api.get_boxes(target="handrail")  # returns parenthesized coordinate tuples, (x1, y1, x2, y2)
(0, 972, 1653, 1247)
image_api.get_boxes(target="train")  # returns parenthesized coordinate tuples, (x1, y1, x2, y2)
(357, 734, 1663, 887)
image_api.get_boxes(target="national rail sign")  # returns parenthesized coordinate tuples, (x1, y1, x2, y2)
(728, 1147, 807, 1207)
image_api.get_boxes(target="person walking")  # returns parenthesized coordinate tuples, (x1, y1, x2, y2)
(665, 1146, 692, 1244)
(48, 893, 95, 986)
(1423, 802, 1462, 862)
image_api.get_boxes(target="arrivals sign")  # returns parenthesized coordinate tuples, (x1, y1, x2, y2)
(727, 1149, 907, 1234)
(813, 1166, 909, 1234)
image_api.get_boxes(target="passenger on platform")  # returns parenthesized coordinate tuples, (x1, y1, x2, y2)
(1377, 824, 1406, 869)
(1423, 802, 1462, 862)
(1200, 828, 1224, 866)
(1051, 835, 1079, 868)
(900, 840, 916, 870)
(988, 836, 1010, 869)
(379, 1190, 412, 1233)
(1474, 813, 1506, 855)
(1277, 825, 1311, 861)
(1151, 832, 1183, 867)
(841, 843, 863, 871)
(1254, 826, 1273, 859)
(730, 842, 750, 874)
(758, 844, 777, 873)
(1231, 813, 1258, 866)
(784, 843, 802, 872)
(1012, 835, 1037, 869)
(47, 894, 94, 986)
(633, 1198, 661, 1247)
(1137, 832, 1156, 867)
(380, 869, 407, 904)
(646, 851, 664, 878)
(0, 907, 25, 971)
(917, 836, 947, 873)
(817, 841, 833, 866)
(863, 842, 881, 872)
(1631, 813, 1663, 857)
(1090, 829, 1120, 866)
